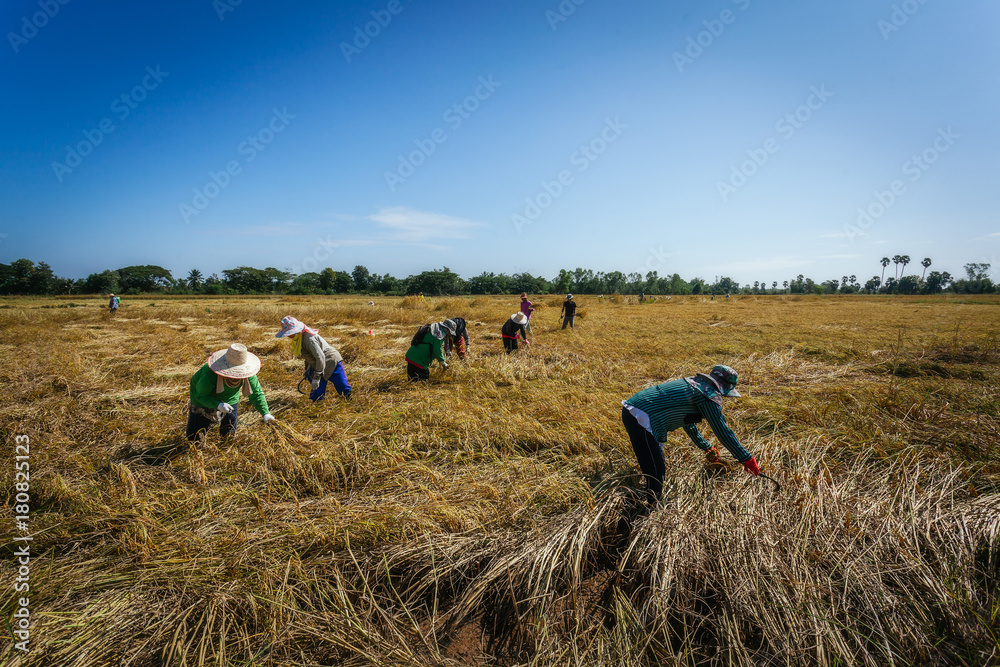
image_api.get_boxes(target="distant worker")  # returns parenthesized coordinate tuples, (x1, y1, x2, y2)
(275, 316, 352, 401)
(621, 365, 759, 505)
(442, 317, 470, 360)
(501, 312, 529, 353)
(108, 293, 120, 313)
(559, 294, 577, 329)
(406, 320, 456, 381)
(519, 293, 535, 333)
(187, 343, 274, 446)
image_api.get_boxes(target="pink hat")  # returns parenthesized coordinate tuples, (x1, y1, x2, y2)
(275, 315, 318, 338)
(207, 343, 261, 379)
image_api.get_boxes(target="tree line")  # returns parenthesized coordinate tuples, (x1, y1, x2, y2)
(0, 257, 995, 296)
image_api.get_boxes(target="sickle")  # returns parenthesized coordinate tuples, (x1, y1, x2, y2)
(760, 473, 782, 493)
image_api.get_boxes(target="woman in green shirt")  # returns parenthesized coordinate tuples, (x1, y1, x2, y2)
(186, 343, 274, 445)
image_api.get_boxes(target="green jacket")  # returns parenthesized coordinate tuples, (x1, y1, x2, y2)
(405, 330, 445, 369)
(189, 364, 270, 416)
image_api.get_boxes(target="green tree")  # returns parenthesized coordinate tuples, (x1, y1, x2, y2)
(187, 269, 203, 292)
(318, 267, 336, 292)
(881, 257, 890, 284)
(892, 255, 902, 280)
(118, 265, 173, 293)
(920, 258, 931, 280)
(84, 269, 121, 295)
(553, 269, 572, 295)
(351, 265, 371, 292)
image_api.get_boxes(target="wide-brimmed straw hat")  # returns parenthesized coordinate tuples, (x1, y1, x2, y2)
(511, 312, 528, 325)
(207, 343, 261, 379)
(275, 315, 317, 338)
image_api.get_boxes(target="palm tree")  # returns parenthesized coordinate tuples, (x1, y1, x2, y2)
(921, 257, 932, 280)
(900, 255, 910, 277)
(187, 269, 203, 292)
(880, 257, 890, 284)
(892, 255, 902, 280)
(772, 281, 778, 291)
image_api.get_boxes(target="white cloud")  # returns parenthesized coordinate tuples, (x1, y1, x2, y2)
(367, 207, 485, 243)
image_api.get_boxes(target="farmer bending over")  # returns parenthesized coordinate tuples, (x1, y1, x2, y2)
(621, 364, 759, 504)
(406, 320, 455, 381)
(275, 316, 352, 401)
(501, 312, 529, 354)
(442, 317, 470, 360)
(187, 343, 274, 445)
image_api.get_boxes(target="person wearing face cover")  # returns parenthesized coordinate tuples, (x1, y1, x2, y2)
(621, 364, 758, 504)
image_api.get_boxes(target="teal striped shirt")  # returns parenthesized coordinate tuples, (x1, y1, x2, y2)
(625, 378, 751, 462)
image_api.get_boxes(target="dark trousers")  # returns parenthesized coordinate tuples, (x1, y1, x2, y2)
(622, 406, 664, 502)
(562, 314, 575, 329)
(407, 362, 430, 381)
(502, 336, 518, 354)
(186, 405, 238, 443)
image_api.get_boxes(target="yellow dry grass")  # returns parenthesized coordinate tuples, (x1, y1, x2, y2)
(1, 293, 998, 666)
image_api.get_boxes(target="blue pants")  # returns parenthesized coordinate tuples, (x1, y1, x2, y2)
(310, 362, 352, 400)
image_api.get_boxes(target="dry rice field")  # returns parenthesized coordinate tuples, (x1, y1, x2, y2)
(1, 293, 998, 666)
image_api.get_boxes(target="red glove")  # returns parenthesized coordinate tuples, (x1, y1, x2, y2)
(742, 457, 760, 476)
(705, 446, 720, 463)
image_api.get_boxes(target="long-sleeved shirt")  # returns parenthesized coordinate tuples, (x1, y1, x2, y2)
(300, 332, 343, 379)
(519, 300, 534, 319)
(189, 364, 270, 416)
(405, 329, 445, 369)
(501, 318, 527, 340)
(624, 378, 750, 462)
(444, 317, 470, 356)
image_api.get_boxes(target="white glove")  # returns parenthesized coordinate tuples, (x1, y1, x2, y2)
(262, 414, 276, 423)
(217, 402, 234, 414)
(443, 362, 449, 370)
(310, 377, 321, 390)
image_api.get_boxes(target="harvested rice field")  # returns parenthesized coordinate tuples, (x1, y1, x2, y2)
(1, 293, 998, 666)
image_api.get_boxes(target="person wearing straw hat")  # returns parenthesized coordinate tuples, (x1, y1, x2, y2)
(187, 343, 274, 445)
(501, 312, 530, 354)
(405, 320, 455, 381)
(442, 317, 470, 361)
(559, 294, 577, 329)
(108, 293, 120, 313)
(621, 365, 759, 505)
(275, 316, 352, 401)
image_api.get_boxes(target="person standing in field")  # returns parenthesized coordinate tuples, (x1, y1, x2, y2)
(559, 294, 577, 329)
(501, 312, 530, 353)
(405, 320, 455, 381)
(275, 316, 352, 401)
(519, 293, 535, 333)
(442, 317, 470, 361)
(187, 343, 275, 445)
(621, 365, 759, 505)
(108, 293, 119, 313)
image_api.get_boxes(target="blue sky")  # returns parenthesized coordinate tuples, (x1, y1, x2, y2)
(2, 0, 998, 285)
